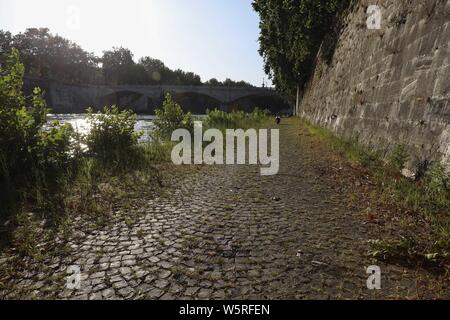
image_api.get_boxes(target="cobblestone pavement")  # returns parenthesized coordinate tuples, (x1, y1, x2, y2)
(0, 119, 448, 299)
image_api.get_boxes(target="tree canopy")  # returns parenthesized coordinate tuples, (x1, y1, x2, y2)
(1, 28, 101, 84)
(252, 0, 346, 96)
(205, 77, 254, 88)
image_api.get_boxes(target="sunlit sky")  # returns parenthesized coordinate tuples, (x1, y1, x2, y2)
(0, 0, 271, 86)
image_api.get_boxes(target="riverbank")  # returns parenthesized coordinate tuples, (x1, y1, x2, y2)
(0, 89, 271, 256)
(0, 118, 448, 299)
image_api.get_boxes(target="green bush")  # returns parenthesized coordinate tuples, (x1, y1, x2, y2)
(153, 93, 193, 140)
(424, 163, 450, 212)
(85, 106, 141, 165)
(0, 48, 74, 220)
(205, 108, 270, 130)
(388, 144, 410, 170)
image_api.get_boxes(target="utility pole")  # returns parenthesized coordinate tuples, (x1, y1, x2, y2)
(295, 83, 300, 116)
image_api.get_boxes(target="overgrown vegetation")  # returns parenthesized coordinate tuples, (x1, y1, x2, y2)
(0, 50, 171, 255)
(0, 39, 274, 258)
(205, 108, 271, 130)
(388, 144, 410, 171)
(85, 106, 142, 166)
(1, 47, 270, 257)
(152, 94, 272, 151)
(0, 48, 74, 221)
(153, 93, 193, 140)
(300, 118, 450, 267)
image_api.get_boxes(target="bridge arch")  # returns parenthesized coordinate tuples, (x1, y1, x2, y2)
(227, 93, 291, 114)
(96, 90, 156, 114)
(164, 91, 224, 114)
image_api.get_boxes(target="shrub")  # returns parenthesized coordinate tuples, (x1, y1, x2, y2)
(85, 106, 141, 165)
(424, 163, 450, 212)
(153, 93, 193, 140)
(388, 144, 410, 170)
(0, 48, 74, 220)
(205, 108, 269, 130)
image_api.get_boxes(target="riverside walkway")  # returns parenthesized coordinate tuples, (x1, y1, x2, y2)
(0, 119, 448, 299)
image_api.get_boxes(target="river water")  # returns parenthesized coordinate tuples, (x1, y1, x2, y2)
(47, 114, 156, 142)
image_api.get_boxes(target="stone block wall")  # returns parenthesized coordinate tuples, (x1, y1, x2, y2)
(298, 0, 450, 172)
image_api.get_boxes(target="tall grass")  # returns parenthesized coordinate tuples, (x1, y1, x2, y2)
(205, 108, 271, 131)
(299, 118, 450, 264)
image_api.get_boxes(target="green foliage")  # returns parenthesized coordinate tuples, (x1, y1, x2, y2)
(140, 141, 174, 164)
(0, 49, 74, 220)
(369, 236, 449, 266)
(369, 238, 417, 262)
(85, 106, 142, 165)
(381, 162, 449, 219)
(5, 28, 101, 84)
(300, 118, 450, 264)
(0, 49, 175, 249)
(102, 47, 150, 85)
(423, 163, 450, 212)
(205, 108, 270, 130)
(139, 56, 202, 86)
(205, 78, 254, 88)
(300, 118, 378, 166)
(252, 0, 348, 95)
(11, 212, 43, 259)
(153, 93, 193, 140)
(301, 118, 449, 218)
(388, 144, 410, 170)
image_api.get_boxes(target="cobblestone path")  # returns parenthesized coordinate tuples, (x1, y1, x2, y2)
(0, 119, 448, 299)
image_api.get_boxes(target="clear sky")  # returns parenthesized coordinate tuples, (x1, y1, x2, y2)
(0, 0, 270, 86)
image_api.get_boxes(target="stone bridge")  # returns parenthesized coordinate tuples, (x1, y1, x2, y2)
(24, 78, 289, 114)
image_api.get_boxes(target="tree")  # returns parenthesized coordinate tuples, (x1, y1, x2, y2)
(223, 78, 254, 88)
(252, 0, 345, 96)
(9, 28, 101, 83)
(139, 57, 170, 84)
(153, 93, 193, 140)
(0, 30, 12, 64)
(139, 56, 202, 85)
(205, 78, 220, 86)
(102, 47, 137, 85)
(205, 78, 254, 88)
(173, 70, 202, 86)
